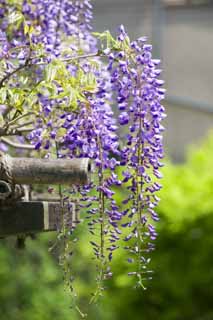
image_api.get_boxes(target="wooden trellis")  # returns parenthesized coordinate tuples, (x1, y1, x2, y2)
(0, 153, 91, 237)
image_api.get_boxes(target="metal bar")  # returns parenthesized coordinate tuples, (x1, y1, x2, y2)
(165, 95, 213, 114)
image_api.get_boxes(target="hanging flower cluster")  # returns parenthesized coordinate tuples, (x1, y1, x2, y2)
(105, 26, 166, 284)
(0, 0, 166, 302)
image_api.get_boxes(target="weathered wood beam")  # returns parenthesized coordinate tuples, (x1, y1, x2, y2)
(7, 156, 91, 185)
(0, 180, 12, 200)
(0, 201, 79, 237)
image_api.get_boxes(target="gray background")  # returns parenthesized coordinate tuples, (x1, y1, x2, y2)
(92, 0, 213, 161)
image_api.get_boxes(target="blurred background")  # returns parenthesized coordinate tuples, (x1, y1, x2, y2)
(93, 0, 213, 162)
(0, 1, 213, 320)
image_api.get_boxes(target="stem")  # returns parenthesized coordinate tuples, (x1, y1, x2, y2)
(6, 112, 34, 127)
(0, 50, 103, 87)
(55, 141, 72, 295)
(55, 142, 66, 237)
(0, 45, 29, 61)
(15, 126, 34, 133)
(0, 126, 33, 136)
(0, 63, 29, 88)
(13, 120, 34, 129)
(75, 306, 87, 319)
(0, 137, 34, 149)
(98, 153, 105, 260)
(97, 139, 106, 298)
(89, 134, 106, 304)
(61, 51, 101, 63)
(0, 46, 32, 88)
(134, 68, 146, 288)
(33, 51, 101, 66)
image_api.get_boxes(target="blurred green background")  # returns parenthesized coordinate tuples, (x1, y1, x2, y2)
(0, 132, 213, 320)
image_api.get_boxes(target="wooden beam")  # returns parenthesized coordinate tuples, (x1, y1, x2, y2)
(0, 201, 79, 237)
(7, 156, 91, 185)
(0, 180, 12, 200)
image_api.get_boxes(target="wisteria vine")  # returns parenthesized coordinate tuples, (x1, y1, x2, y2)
(0, 0, 166, 305)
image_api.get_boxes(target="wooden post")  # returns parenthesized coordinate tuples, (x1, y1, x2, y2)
(0, 154, 90, 237)
(7, 156, 91, 185)
(0, 201, 79, 237)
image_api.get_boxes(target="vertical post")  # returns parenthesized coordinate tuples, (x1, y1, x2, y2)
(151, 0, 165, 59)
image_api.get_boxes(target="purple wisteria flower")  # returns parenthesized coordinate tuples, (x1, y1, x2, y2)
(0, 0, 166, 295)
(101, 25, 166, 282)
(22, 0, 95, 56)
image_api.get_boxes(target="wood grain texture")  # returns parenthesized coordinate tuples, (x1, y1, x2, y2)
(9, 157, 91, 185)
(0, 201, 79, 236)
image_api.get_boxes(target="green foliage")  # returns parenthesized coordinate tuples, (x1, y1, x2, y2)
(0, 236, 78, 320)
(71, 132, 213, 319)
(0, 133, 213, 319)
(100, 213, 213, 320)
(7, 10, 24, 26)
(93, 30, 130, 51)
(159, 132, 213, 229)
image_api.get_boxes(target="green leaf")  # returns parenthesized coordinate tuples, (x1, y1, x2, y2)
(45, 64, 58, 82)
(8, 10, 24, 26)
(93, 30, 117, 49)
(27, 95, 38, 108)
(0, 88, 7, 103)
(0, 114, 4, 126)
(24, 23, 29, 35)
(57, 128, 66, 138)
